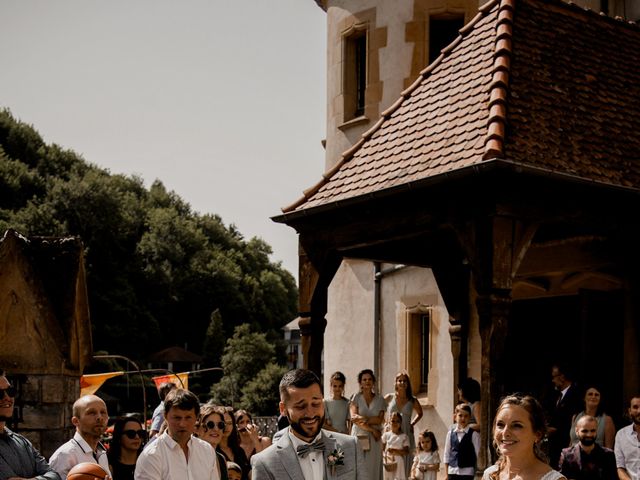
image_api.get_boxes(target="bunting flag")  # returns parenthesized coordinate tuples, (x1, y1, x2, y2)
(152, 372, 189, 389)
(80, 371, 125, 396)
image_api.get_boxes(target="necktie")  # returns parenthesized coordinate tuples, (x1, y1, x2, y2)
(296, 439, 325, 457)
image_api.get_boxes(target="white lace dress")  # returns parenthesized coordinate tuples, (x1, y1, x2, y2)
(482, 465, 566, 479)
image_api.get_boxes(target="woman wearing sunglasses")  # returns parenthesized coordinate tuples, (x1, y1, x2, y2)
(108, 414, 146, 480)
(197, 404, 229, 480)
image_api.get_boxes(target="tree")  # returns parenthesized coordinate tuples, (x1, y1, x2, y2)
(202, 309, 225, 367)
(240, 363, 288, 416)
(210, 324, 277, 407)
(0, 108, 297, 361)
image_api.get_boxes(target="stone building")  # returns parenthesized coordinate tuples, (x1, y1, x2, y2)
(0, 229, 92, 457)
(274, 0, 640, 469)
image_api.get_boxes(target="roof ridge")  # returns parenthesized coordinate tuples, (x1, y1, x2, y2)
(483, 0, 515, 159)
(561, 0, 639, 30)
(282, 0, 501, 213)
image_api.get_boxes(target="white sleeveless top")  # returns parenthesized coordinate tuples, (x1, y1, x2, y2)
(482, 465, 566, 479)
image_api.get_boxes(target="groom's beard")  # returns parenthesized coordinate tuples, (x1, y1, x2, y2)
(288, 413, 325, 441)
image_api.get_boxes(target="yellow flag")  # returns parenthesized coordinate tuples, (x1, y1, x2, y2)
(80, 372, 125, 396)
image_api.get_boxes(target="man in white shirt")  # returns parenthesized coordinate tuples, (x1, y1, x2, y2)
(251, 369, 366, 480)
(615, 396, 640, 480)
(135, 388, 218, 480)
(49, 394, 111, 479)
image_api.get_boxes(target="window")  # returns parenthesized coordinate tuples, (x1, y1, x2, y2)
(406, 307, 432, 393)
(343, 25, 368, 121)
(429, 15, 465, 64)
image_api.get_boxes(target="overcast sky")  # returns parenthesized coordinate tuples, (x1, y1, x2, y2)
(0, 0, 327, 277)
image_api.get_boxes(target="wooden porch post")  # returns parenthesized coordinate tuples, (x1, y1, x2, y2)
(476, 290, 511, 471)
(297, 238, 341, 377)
(471, 214, 534, 473)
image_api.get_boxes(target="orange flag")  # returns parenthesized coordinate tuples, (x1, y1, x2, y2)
(80, 372, 124, 396)
(152, 372, 189, 389)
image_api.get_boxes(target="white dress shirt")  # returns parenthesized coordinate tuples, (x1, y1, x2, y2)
(288, 430, 324, 480)
(615, 424, 640, 480)
(135, 431, 219, 480)
(49, 431, 110, 479)
(443, 425, 480, 477)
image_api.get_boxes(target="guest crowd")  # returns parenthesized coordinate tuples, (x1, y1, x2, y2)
(0, 364, 639, 480)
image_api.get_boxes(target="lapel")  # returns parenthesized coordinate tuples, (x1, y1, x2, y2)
(572, 443, 582, 469)
(276, 431, 305, 480)
(321, 430, 338, 480)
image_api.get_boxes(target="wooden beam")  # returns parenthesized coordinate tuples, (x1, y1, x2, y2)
(297, 238, 341, 376)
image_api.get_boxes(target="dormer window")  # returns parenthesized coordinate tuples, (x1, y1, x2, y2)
(429, 15, 465, 64)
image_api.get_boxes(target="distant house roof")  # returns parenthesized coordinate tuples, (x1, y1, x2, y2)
(283, 317, 301, 331)
(283, 0, 640, 215)
(147, 346, 203, 363)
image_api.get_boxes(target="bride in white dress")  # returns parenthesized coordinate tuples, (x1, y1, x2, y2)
(483, 394, 566, 480)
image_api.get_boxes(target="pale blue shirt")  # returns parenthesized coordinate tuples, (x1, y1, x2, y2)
(443, 426, 480, 477)
(615, 424, 640, 480)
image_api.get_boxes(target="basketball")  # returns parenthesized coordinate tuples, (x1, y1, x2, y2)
(67, 462, 109, 480)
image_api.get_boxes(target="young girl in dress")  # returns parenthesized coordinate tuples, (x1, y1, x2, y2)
(323, 371, 350, 433)
(382, 412, 410, 480)
(410, 430, 440, 480)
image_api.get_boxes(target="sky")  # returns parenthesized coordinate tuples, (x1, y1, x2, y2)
(0, 0, 327, 277)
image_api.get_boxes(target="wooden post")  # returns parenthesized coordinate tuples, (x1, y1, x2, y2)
(297, 238, 340, 378)
(477, 290, 511, 471)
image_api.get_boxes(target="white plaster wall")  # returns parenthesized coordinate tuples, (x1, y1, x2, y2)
(379, 265, 454, 450)
(377, 1, 414, 108)
(326, 259, 455, 461)
(325, 259, 377, 398)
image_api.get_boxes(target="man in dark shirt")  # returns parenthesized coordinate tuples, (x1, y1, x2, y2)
(0, 370, 60, 480)
(559, 415, 617, 480)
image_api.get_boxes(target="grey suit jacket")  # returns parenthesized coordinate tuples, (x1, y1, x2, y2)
(251, 428, 368, 480)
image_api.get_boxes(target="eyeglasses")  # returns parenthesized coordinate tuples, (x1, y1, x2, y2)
(123, 429, 147, 440)
(204, 420, 226, 431)
(0, 386, 16, 398)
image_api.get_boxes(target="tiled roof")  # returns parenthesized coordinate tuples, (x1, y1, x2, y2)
(147, 346, 203, 363)
(283, 0, 640, 214)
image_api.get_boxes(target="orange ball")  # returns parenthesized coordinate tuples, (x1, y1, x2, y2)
(67, 462, 109, 480)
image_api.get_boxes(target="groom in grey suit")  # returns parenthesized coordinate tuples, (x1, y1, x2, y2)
(251, 369, 368, 480)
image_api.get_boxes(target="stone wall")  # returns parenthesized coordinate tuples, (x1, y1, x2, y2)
(9, 373, 79, 459)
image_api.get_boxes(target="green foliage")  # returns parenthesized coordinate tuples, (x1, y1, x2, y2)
(202, 309, 225, 367)
(239, 363, 288, 416)
(210, 324, 278, 407)
(0, 108, 298, 360)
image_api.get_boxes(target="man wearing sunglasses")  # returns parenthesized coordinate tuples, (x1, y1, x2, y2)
(0, 371, 61, 480)
(135, 388, 219, 480)
(49, 394, 111, 479)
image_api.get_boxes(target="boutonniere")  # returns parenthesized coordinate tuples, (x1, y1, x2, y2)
(327, 447, 345, 475)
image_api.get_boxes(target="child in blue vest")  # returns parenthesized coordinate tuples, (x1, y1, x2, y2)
(443, 404, 480, 480)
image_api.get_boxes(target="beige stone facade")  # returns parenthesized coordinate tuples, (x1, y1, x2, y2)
(316, 0, 621, 467)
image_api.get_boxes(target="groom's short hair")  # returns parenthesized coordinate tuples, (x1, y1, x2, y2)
(279, 369, 322, 401)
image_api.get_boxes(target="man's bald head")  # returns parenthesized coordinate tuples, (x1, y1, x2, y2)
(575, 415, 598, 448)
(71, 395, 108, 442)
(72, 395, 106, 418)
